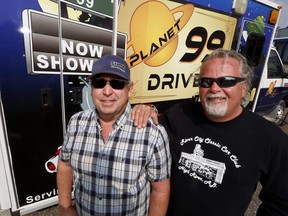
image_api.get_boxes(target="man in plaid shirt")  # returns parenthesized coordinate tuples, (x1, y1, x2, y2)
(57, 54, 171, 216)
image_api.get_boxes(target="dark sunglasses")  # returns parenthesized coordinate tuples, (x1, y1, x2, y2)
(198, 76, 246, 88)
(91, 78, 130, 90)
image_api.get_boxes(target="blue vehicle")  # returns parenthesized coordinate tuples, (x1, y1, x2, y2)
(0, 0, 287, 215)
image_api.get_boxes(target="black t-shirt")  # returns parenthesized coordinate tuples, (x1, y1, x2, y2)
(160, 101, 288, 216)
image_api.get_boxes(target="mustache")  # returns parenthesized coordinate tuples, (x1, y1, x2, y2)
(205, 93, 227, 99)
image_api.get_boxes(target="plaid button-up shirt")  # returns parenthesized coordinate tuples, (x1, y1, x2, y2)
(60, 104, 171, 215)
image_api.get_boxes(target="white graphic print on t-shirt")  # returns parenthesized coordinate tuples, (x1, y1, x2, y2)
(178, 136, 242, 188)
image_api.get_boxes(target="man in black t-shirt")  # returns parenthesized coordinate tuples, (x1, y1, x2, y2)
(132, 49, 288, 216)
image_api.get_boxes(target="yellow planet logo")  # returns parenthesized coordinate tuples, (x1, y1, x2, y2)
(126, 1, 194, 68)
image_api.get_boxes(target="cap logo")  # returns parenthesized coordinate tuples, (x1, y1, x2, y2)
(110, 60, 126, 73)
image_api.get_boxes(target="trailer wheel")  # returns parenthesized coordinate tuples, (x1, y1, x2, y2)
(263, 100, 286, 125)
(273, 100, 286, 125)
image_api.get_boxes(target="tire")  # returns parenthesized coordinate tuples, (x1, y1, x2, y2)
(263, 100, 286, 125)
(273, 100, 286, 125)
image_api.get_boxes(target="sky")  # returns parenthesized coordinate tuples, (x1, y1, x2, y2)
(273, 0, 288, 28)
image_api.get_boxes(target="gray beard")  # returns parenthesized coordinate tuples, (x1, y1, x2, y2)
(204, 100, 228, 117)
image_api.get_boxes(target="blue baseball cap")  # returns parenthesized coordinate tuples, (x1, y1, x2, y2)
(89, 55, 130, 80)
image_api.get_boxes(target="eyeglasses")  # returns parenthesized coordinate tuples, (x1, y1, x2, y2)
(198, 76, 246, 88)
(91, 78, 130, 90)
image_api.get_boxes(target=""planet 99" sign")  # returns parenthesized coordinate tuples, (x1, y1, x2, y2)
(118, 0, 237, 104)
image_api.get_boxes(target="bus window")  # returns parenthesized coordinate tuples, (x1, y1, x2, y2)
(242, 33, 265, 67)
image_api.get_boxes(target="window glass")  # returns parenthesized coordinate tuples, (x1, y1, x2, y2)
(267, 49, 284, 78)
(241, 33, 265, 67)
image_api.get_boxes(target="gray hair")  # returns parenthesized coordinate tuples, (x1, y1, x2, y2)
(201, 48, 254, 91)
